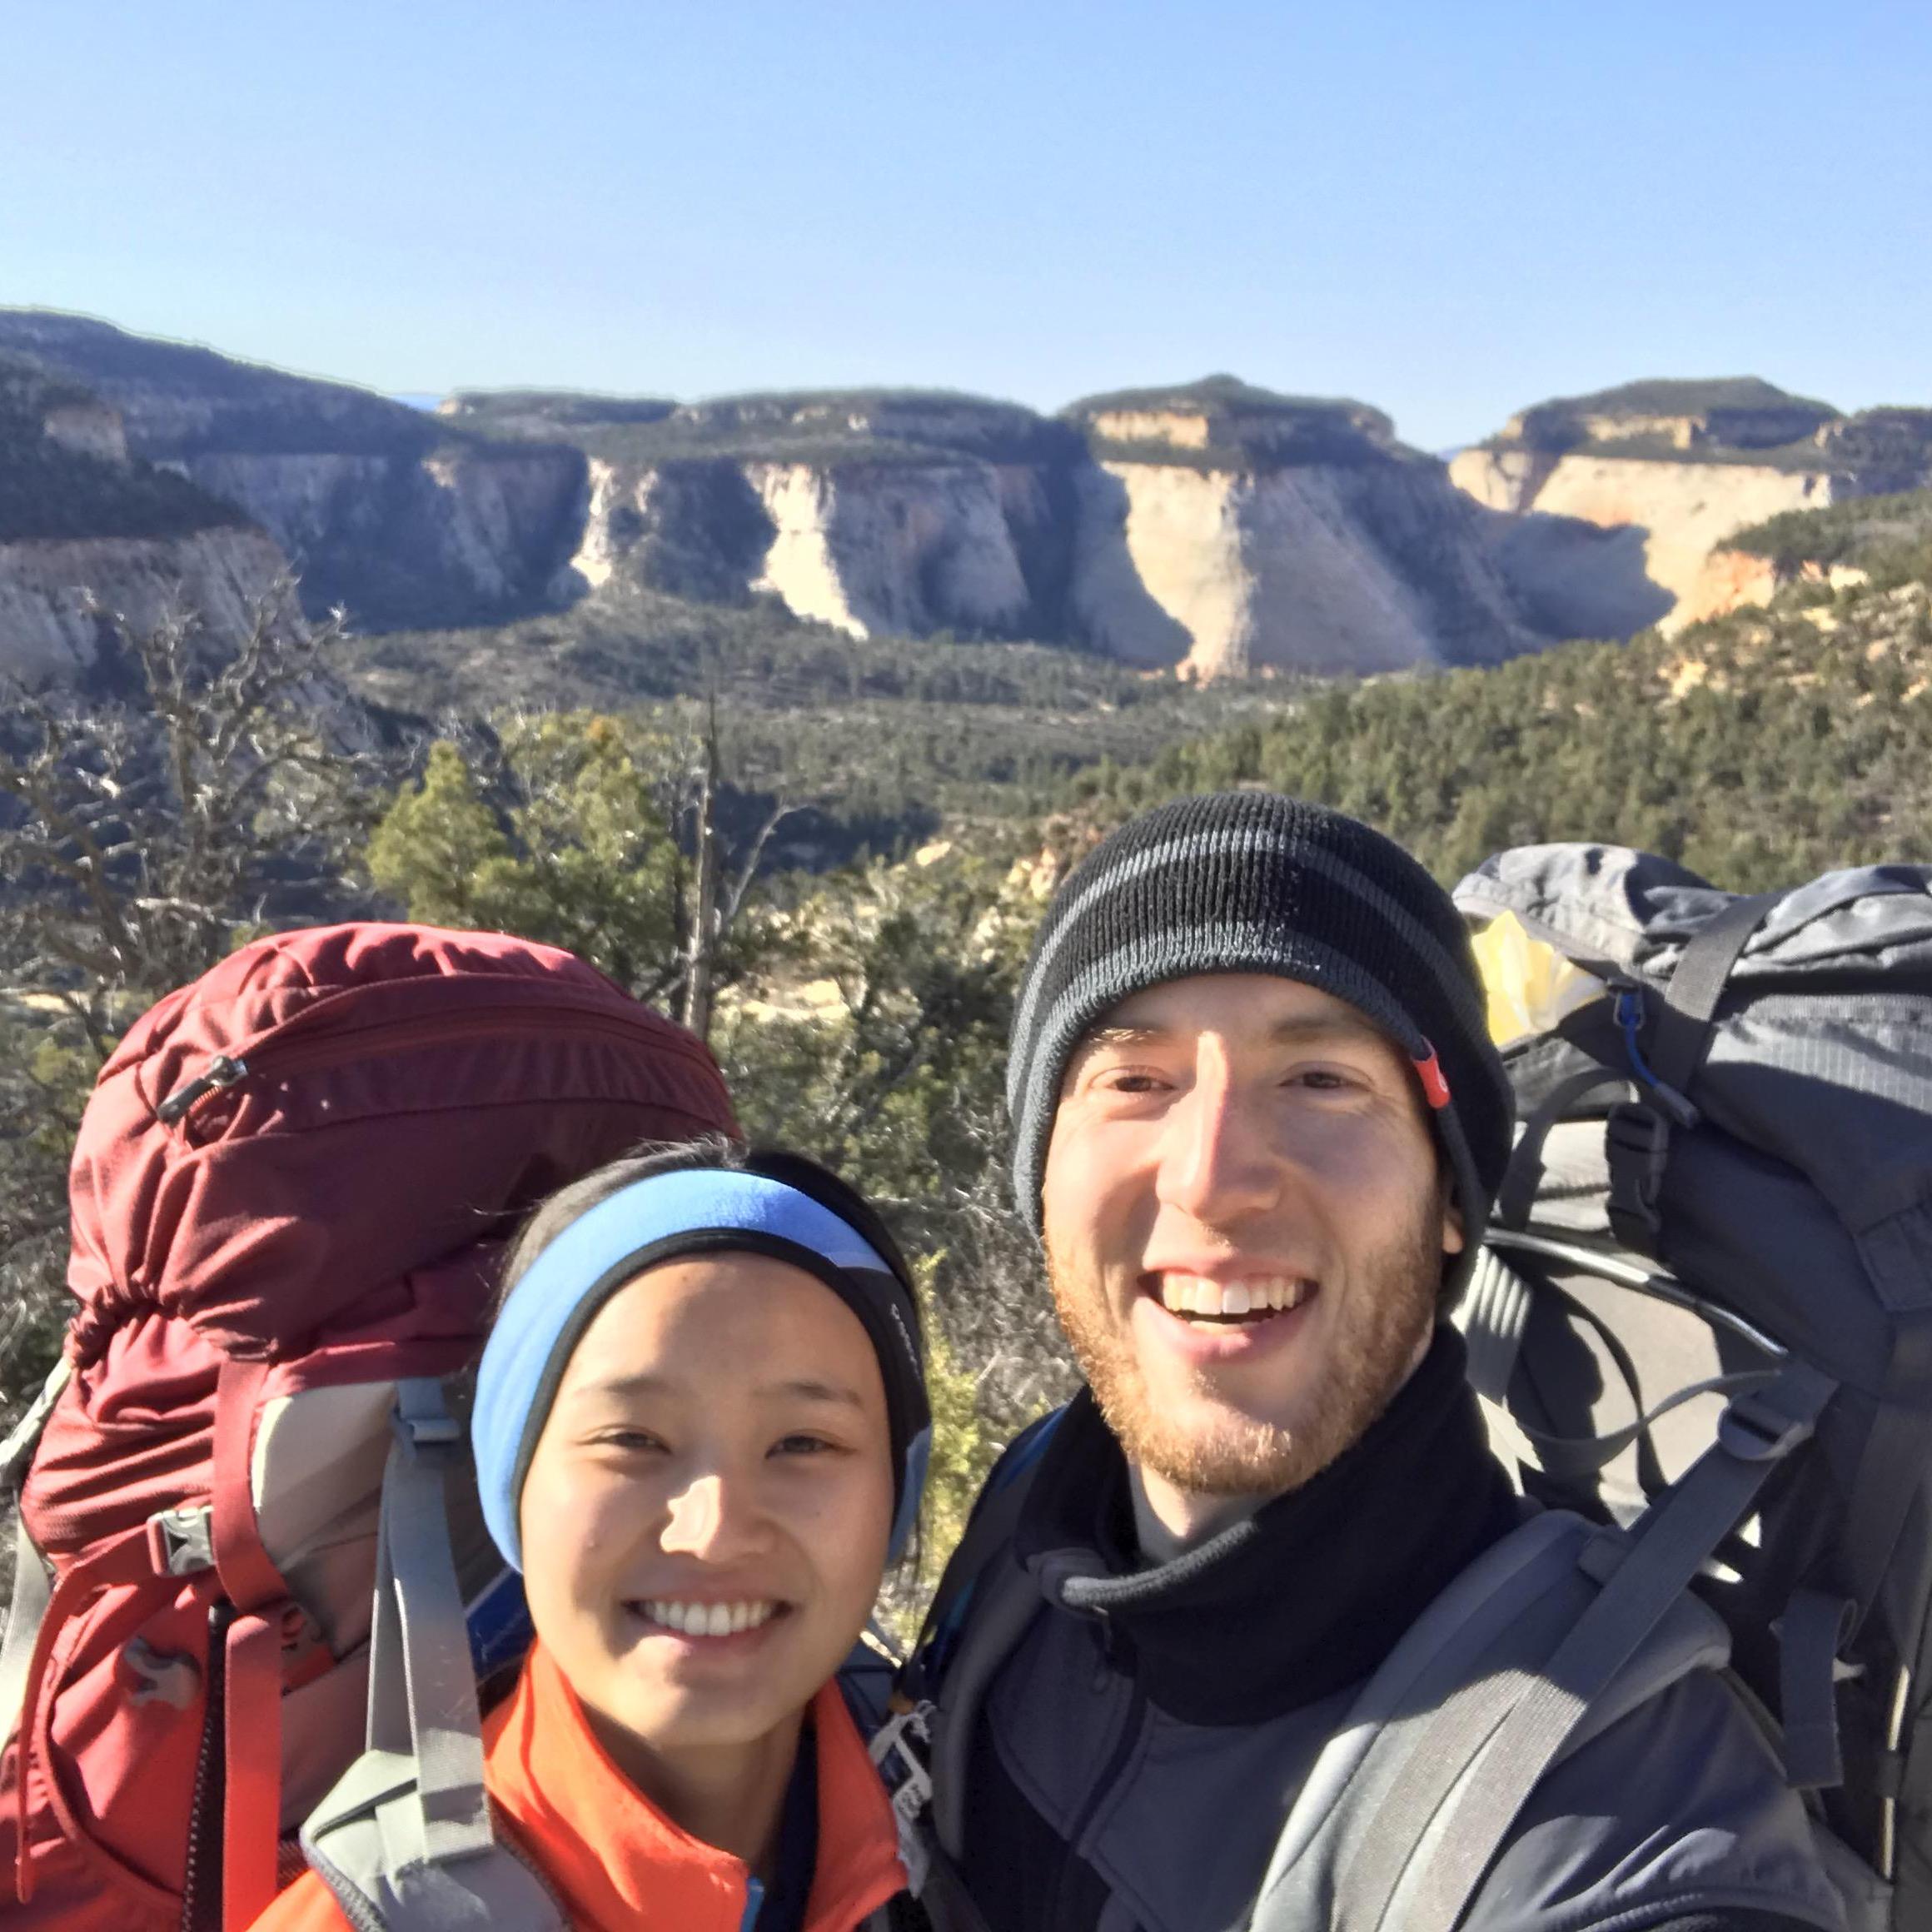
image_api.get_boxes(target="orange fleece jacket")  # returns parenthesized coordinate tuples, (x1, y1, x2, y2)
(251, 1642, 906, 1932)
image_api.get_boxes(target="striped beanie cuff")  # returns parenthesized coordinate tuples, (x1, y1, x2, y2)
(1007, 792, 1514, 1296)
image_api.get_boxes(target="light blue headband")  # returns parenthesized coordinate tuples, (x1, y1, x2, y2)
(474, 1168, 929, 1571)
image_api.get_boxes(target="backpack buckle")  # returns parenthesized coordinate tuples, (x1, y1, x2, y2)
(147, 1503, 217, 1576)
(391, 1383, 463, 1464)
(869, 1699, 935, 1890)
(1720, 1387, 1818, 1463)
(1605, 1101, 1671, 1251)
(869, 1697, 935, 1812)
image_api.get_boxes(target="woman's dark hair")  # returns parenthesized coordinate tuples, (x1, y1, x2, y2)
(494, 1134, 919, 1339)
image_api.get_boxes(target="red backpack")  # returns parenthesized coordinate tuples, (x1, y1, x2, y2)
(0, 923, 737, 1932)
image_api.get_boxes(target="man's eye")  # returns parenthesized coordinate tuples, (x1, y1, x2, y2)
(1099, 1069, 1166, 1094)
(1292, 1068, 1355, 1091)
(771, 1433, 837, 1456)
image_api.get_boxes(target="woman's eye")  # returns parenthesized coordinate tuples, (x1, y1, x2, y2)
(597, 1428, 666, 1453)
(770, 1433, 837, 1456)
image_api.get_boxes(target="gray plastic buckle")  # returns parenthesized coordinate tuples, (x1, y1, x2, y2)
(869, 1699, 935, 1812)
(1719, 1389, 1817, 1463)
(147, 1503, 216, 1576)
(392, 1402, 463, 1460)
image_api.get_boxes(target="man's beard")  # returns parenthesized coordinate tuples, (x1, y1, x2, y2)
(1046, 1197, 1446, 1500)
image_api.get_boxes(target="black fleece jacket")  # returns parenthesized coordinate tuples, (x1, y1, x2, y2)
(950, 1329, 1834, 1932)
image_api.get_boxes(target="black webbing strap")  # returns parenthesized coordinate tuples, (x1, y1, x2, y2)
(914, 1846, 1001, 1932)
(1647, 892, 1782, 1098)
(1493, 1070, 1630, 1232)
(1838, 1309, 1932, 1641)
(1778, 1587, 1855, 1790)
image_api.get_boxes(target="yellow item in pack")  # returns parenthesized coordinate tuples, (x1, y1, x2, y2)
(1470, 910, 1607, 1049)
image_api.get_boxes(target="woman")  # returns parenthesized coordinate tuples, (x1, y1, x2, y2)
(256, 1138, 929, 1932)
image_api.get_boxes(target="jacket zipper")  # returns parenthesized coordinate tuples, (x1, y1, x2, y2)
(157, 1002, 689, 1124)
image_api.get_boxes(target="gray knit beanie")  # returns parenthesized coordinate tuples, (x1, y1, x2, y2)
(1007, 792, 1513, 1295)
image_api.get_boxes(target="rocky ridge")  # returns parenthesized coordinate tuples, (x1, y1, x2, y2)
(12, 314, 1930, 684)
(0, 312, 587, 632)
(0, 350, 289, 678)
(1451, 379, 1932, 631)
(459, 375, 1558, 677)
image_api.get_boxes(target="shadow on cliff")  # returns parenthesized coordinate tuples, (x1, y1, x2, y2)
(1065, 465, 1192, 667)
(1487, 510, 1677, 643)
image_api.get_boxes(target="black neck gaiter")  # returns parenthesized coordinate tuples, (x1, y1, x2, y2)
(1013, 1326, 1519, 1726)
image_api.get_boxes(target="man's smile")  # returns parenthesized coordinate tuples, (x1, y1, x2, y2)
(1149, 1272, 1317, 1322)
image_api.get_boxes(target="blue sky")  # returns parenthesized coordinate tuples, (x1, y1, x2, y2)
(6, 1, 1928, 448)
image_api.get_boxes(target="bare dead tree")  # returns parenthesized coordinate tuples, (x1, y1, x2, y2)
(0, 587, 396, 1438)
(665, 700, 795, 1043)
(680, 710, 722, 1041)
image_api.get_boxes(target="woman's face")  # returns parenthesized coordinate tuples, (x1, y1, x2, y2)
(519, 1254, 897, 1775)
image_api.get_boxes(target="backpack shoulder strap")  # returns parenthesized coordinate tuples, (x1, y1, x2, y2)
(900, 1407, 1062, 1710)
(874, 1407, 1062, 1922)
(1, 1357, 72, 1750)
(1252, 1359, 1833, 1932)
(301, 1378, 563, 1932)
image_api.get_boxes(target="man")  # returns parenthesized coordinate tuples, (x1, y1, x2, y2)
(914, 793, 1844, 1932)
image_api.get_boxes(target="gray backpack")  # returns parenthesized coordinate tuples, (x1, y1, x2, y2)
(1444, 844, 1932, 1931)
(884, 844, 1932, 1931)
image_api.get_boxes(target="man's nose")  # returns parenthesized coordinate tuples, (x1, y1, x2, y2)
(659, 1470, 772, 1562)
(1156, 1054, 1281, 1225)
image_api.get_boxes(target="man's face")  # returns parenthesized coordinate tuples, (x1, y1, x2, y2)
(1041, 972, 1462, 1500)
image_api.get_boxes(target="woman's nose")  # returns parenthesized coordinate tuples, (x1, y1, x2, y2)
(659, 1470, 772, 1561)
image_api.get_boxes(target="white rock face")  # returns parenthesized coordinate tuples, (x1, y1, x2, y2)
(416, 448, 585, 602)
(569, 459, 630, 591)
(1450, 449, 1841, 632)
(1072, 461, 1536, 676)
(746, 461, 1031, 639)
(0, 526, 290, 682)
(182, 445, 584, 616)
(185, 452, 391, 554)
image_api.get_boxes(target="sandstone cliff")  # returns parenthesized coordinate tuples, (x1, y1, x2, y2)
(41, 316, 1899, 681)
(1063, 382, 1542, 675)
(485, 376, 1553, 673)
(1452, 379, 1932, 632)
(0, 311, 585, 629)
(510, 390, 1078, 641)
(0, 351, 294, 679)
(0, 526, 291, 682)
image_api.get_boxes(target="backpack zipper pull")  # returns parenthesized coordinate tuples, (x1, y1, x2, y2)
(157, 1053, 251, 1123)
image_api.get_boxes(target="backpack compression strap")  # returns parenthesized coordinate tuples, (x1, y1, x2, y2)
(1608, 893, 1779, 1253)
(301, 1379, 563, 1931)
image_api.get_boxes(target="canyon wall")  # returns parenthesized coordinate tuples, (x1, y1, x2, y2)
(1451, 448, 1841, 630)
(1070, 458, 1541, 676)
(0, 311, 585, 630)
(1451, 381, 1932, 632)
(0, 525, 291, 681)
(17, 319, 1931, 677)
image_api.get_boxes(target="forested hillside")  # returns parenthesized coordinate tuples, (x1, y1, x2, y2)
(1073, 570, 1932, 891)
(6, 499, 1929, 1580)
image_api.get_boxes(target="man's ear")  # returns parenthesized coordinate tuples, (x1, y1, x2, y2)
(1440, 1179, 1465, 1257)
